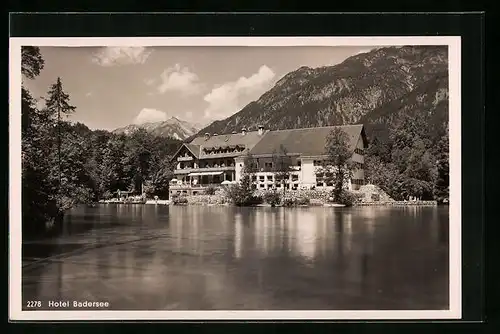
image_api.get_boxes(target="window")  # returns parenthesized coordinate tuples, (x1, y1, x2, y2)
(292, 184, 298, 190)
(292, 175, 299, 182)
(326, 181, 334, 187)
(297, 161, 301, 166)
(355, 148, 364, 155)
(252, 176, 257, 182)
(260, 184, 265, 188)
(314, 160, 322, 166)
(239, 164, 243, 167)
(353, 162, 363, 169)
(268, 175, 274, 182)
(265, 162, 273, 169)
(352, 179, 364, 186)
(259, 175, 265, 182)
(316, 181, 324, 187)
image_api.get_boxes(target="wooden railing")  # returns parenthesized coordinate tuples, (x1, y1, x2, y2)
(174, 166, 236, 174)
(169, 183, 223, 189)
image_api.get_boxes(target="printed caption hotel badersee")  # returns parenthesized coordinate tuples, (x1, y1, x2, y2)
(26, 300, 110, 309)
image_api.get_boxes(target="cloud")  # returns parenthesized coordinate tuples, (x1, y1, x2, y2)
(133, 108, 168, 124)
(156, 63, 204, 96)
(92, 47, 153, 67)
(203, 65, 275, 120)
(144, 78, 156, 86)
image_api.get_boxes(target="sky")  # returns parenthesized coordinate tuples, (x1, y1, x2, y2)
(23, 45, 377, 131)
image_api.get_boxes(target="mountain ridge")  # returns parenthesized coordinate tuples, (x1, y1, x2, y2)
(113, 116, 201, 140)
(196, 45, 448, 137)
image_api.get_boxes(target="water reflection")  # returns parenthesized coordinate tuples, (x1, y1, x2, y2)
(23, 205, 449, 310)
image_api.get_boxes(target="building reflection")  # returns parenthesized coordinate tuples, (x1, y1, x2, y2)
(23, 205, 450, 310)
(291, 209, 318, 261)
(234, 212, 243, 259)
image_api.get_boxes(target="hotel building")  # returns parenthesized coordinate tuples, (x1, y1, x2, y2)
(169, 124, 368, 197)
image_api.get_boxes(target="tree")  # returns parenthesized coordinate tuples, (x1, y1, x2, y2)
(434, 130, 449, 201)
(45, 77, 77, 120)
(241, 151, 259, 190)
(272, 144, 293, 197)
(148, 156, 175, 198)
(242, 151, 259, 174)
(22, 46, 45, 80)
(44, 77, 90, 218)
(324, 128, 353, 200)
(21, 46, 58, 237)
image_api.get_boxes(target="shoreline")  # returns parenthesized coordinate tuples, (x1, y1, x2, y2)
(96, 201, 438, 207)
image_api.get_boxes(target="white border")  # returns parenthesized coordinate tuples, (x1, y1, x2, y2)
(9, 36, 461, 321)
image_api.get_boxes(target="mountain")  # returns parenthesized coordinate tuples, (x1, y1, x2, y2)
(197, 46, 448, 136)
(113, 117, 201, 140)
(361, 71, 449, 144)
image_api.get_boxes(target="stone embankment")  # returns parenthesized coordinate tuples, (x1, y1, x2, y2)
(355, 201, 437, 206)
(168, 184, 437, 207)
(145, 199, 171, 205)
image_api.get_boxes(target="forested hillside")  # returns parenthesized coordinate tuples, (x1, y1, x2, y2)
(21, 46, 182, 238)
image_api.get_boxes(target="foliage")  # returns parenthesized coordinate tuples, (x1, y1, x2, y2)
(324, 128, 353, 199)
(204, 185, 217, 195)
(242, 151, 259, 175)
(172, 195, 188, 205)
(331, 190, 361, 207)
(434, 129, 449, 202)
(21, 47, 183, 238)
(282, 195, 311, 207)
(272, 144, 293, 197)
(22, 46, 45, 80)
(296, 196, 311, 206)
(263, 189, 281, 206)
(365, 114, 445, 201)
(45, 77, 77, 120)
(222, 174, 262, 206)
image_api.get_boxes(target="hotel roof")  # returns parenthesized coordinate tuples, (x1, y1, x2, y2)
(188, 130, 267, 158)
(173, 124, 366, 161)
(248, 124, 366, 157)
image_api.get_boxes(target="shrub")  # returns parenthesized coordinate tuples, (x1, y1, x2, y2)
(172, 195, 188, 205)
(102, 190, 113, 200)
(263, 190, 281, 206)
(222, 174, 262, 206)
(204, 185, 217, 195)
(332, 190, 362, 207)
(282, 195, 310, 207)
(296, 196, 310, 206)
(244, 195, 263, 206)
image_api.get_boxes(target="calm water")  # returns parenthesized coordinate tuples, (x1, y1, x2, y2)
(22, 204, 449, 310)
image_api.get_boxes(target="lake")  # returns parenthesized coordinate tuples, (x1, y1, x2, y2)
(22, 204, 449, 310)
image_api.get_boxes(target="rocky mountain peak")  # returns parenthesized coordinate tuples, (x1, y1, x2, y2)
(196, 45, 448, 137)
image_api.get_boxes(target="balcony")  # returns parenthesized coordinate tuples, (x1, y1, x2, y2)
(169, 183, 224, 189)
(177, 156, 193, 162)
(257, 166, 301, 172)
(174, 166, 236, 175)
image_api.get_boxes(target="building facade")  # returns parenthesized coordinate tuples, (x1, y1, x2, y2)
(170, 124, 368, 197)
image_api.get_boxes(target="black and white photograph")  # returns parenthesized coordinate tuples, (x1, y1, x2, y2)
(10, 36, 461, 320)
